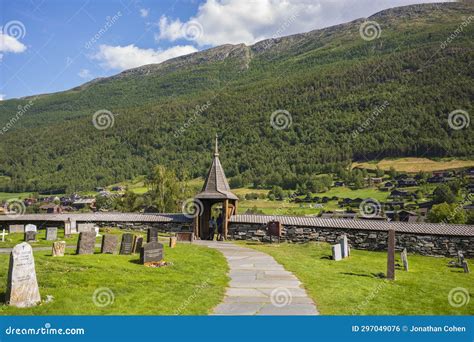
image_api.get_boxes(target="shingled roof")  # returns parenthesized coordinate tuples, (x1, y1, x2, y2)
(195, 135, 238, 200)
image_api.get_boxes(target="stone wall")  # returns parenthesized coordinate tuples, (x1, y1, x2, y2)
(228, 222, 474, 258)
(95, 221, 192, 233)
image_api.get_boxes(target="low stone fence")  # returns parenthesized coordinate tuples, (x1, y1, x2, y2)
(228, 222, 474, 258)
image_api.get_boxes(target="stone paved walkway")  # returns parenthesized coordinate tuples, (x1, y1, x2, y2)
(196, 241, 318, 315)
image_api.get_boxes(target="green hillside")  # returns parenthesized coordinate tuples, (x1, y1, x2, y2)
(0, 2, 472, 193)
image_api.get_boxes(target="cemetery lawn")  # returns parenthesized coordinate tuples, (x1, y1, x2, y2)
(242, 242, 473, 315)
(0, 243, 228, 315)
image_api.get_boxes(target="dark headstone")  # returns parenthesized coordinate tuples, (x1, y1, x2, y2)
(46, 227, 58, 241)
(140, 241, 164, 264)
(147, 227, 158, 243)
(101, 234, 119, 254)
(462, 261, 470, 273)
(6, 242, 41, 307)
(24, 231, 36, 242)
(133, 236, 143, 254)
(120, 233, 135, 255)
(386, 229, 395, 280)
(76, 231, 96, 255)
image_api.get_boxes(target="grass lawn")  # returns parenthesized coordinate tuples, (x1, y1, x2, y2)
(0, 243, 228, 315)
(241, 242, 474, 315)
(353, 158, 474, 173)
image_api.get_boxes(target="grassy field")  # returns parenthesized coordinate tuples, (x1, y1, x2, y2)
(353, 158, 474, 173)
(241, 242, 473, 315)
(0, 243, 228, 315)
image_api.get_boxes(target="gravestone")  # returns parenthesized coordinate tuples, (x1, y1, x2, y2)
(386, 229, 395, 280)
(176, 232, 193, 243)
(147, 227, 158, 243)
(457, 251, 465, 265)
(46, 227, 58, 241)
(1, 229, 9, 242)
(76, 231, 96, 255)
(9, 224, 24, 233)
(169, 236, 177, 248)
(140, 241, 164, 264)
(120, 233, 135, 255)
(339, 235, 349, 258)
(77, 223, 94, 233)
(25, 224, 37, 233)
(331, 244, 342, 261)
(93, 226, 101, 237)
(133, 236, 143, 254)
(101, 234, 119, 254)
(52, 241, 66, 257)
(64, 219, 72, 237)
(6, 242, 41, 307)
(462, 261, 470, 273)
(24, 231, 36, 242)
(401, 248, 409, 271)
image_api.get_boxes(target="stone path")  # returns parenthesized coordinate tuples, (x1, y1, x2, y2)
(196, 241, 318, 315)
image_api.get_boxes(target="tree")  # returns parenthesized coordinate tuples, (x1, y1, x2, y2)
(427, 203, 466, 224)
(433, 185, 456, 204)
(145, 165, 183, 212)
(375, 167, 384, 177)
(389, 167, 398, 180)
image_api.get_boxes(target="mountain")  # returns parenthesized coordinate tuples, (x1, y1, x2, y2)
(0, 2, 472, 193)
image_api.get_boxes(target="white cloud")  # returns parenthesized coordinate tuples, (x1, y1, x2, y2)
(0, 94, 5, 101)
(0, 32, 27, 53)
(78, 69, 92, 79)
(157, 0, 447, 46)
(140, 8, 150, 18)
(93, 44, 198, 70)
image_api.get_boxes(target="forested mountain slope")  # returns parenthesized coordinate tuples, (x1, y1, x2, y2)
(0, 2, 472, 193)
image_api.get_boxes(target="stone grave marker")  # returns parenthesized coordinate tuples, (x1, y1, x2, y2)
(101, 234, 119, 254)
(6, 242, 41, 307)
(386, 229, 395, 280)
(120, 233, 135, 255)
(331, 244, 342, 261)
(132, 236, 143, 254)
(140, 241, 164, 264)
(147, 227, 158, 243)
(401, 248, 409, 271)
(93, 226, 101, 237)
(77, 223, 94, 233)
(25, 224, 37, 233)
(46, 227, 58, 241)
(169, 236, 177, 248)
(176, 232, 193, 242)
(457, 251, 465, 266)
(339, 235, 349, 258)
(52, 241, 66, 257)
(64, 219, 72, 237)
(24, 231, 36, 242)
(76, 231, 96, 255)
(9, 224, 25, 233)
(462, 261, 470, 273)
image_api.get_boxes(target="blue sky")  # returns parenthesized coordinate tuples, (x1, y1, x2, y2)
(0, 0, 444, 100)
